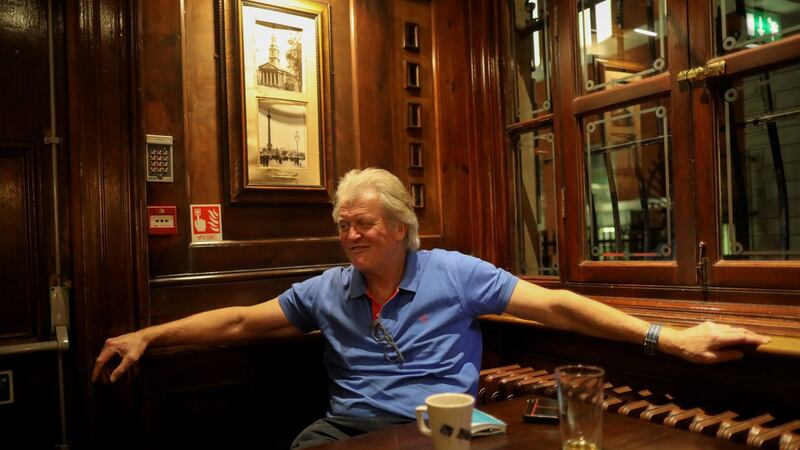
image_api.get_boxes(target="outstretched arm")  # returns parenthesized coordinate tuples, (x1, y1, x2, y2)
(504, 279, 770, 364)
(92, 298, 300, 383)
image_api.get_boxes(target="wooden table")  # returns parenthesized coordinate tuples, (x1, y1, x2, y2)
(312, 396, 746, 449)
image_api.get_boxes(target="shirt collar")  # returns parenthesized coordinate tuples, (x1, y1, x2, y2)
(348, 250, 420, 299)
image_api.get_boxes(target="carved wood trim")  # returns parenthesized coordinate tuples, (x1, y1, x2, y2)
(462, 0, 510, 266)
(150, 264, 339, 287)
(67, 0, 145, 445)
(707, 33, 800, 75)
(505, 114, 554, 133)
(571, 73, 671, 115)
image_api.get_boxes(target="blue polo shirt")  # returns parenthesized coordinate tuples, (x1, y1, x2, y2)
(278, 249, 519, 419)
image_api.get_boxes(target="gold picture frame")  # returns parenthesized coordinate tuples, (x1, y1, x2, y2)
(218, 0, 333, 203)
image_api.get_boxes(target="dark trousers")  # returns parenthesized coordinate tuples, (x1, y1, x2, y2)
(290, 414, 413, 449)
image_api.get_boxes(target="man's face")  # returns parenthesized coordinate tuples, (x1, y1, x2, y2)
(337, 192, 407, 275)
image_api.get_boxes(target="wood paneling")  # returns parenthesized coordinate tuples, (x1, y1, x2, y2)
(0, 1, 70, 446)
(132, 1, 485, 446)
(481, 318, 800, 424)
(23, 0, 798, 447)
(144, 0, 349, 282)
(432, 0, 483, 255)
(139, 335, 328, 448)
(0, 147, 39, 339)
(149, 269, 331, 325)
(143, 0, 478, 298)
(458, 0, 510, 265)
(67, 0, 146, 446)
(351, 0, 394, 170)
(391, 1, 442, 241)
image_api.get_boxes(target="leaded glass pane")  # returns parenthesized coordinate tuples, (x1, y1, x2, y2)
(512, 128, 559, 275)
(715, 0, 800, 54)
(718, 62, 800, 260)
(577, 0, 668, 93)
(509, 0, 551, 121)
(583, 100, 674, 261)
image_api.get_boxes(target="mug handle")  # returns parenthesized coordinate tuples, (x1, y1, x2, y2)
(416, 405, 432, 436)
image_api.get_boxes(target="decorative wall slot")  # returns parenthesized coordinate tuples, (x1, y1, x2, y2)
(411, 183, 425, 208)
(406, 62, 420, 89)
(409, 143, 423, 168)
(407, 103, 422, 129)
(404, 22, 419, 51)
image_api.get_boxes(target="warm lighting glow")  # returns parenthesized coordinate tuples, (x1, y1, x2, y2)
(532, 3, 541, 68)
(634, 28, 658, 37)
(595, 0, 612, 43)
(578, 8, 593, 47)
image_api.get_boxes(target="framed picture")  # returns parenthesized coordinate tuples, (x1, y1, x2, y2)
(217, 0, 333, 203)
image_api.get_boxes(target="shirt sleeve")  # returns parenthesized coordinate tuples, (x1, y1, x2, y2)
(278, 275, 323, 334)
(450, 252, 519, 317)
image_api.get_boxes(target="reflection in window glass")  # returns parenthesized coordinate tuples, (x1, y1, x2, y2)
(718, 63, 800, 260)
(583, 100, 673, 261)
(577, 0, 667, 93)
(715, 0, 800, 54)
(511, 128, 559, 276)
(509, 0, 551, 121)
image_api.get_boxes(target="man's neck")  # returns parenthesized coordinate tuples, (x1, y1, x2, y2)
(364, 252, 407, 304)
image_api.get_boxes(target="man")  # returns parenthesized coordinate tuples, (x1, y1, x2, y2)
(93, 168, 769, 448)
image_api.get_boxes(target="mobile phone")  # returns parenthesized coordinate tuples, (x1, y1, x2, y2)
(522, 396, 560, 423)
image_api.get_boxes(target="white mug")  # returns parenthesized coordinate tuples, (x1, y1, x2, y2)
(416, 393, 474, 450)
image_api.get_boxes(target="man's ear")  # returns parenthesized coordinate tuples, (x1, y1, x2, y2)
(396, 222, 408, 241)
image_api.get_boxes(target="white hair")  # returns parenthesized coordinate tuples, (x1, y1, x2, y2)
(332, 168, 420, 251)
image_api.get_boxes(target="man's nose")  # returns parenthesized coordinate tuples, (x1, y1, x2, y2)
(346, 226, 361, 240)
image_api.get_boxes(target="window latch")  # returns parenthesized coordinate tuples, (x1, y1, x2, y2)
(696, 241, 709, 287)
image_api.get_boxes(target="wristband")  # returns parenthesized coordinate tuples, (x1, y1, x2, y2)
(644, 323, 662, 355)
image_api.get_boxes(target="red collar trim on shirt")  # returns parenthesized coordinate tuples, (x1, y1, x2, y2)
(366, 287, 400, 321)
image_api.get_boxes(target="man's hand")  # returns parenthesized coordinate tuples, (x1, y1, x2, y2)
(91, 331, 149, 384)
(660, 321, 771, 364)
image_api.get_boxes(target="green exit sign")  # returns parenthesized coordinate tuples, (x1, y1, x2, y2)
(0, 370, 13, 404)
(746, 9, 781, 38)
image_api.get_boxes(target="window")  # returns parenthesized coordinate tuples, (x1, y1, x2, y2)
(501, 0, 800, 333)
(505, 0, 558, 277)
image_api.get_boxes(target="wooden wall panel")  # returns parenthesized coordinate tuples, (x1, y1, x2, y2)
(0, 147, 40, 339)
(145, 0, 350, 283)
(139, 336, 328, 448)
(68, 0, 146, 446)
(149, 270, 329, 324)
(392, 1, 443, 242)
(481, 319, 800, 423)
(143, 0, 480, 319)
(142, 0, 189, 279)
(0, 0, 67, 344)
(433, 0, 492, 256)
(134, 0, 487, 447)
(351, 0, 394, 170)
(0, 1, 72, 447)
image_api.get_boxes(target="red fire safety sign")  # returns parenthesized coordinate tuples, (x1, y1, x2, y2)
(190, 204, 222, 242)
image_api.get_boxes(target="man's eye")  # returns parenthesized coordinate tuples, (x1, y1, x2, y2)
(338, 222, 349, 231)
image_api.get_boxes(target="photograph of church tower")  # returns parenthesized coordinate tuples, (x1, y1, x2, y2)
(255, 22, 302, 93)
